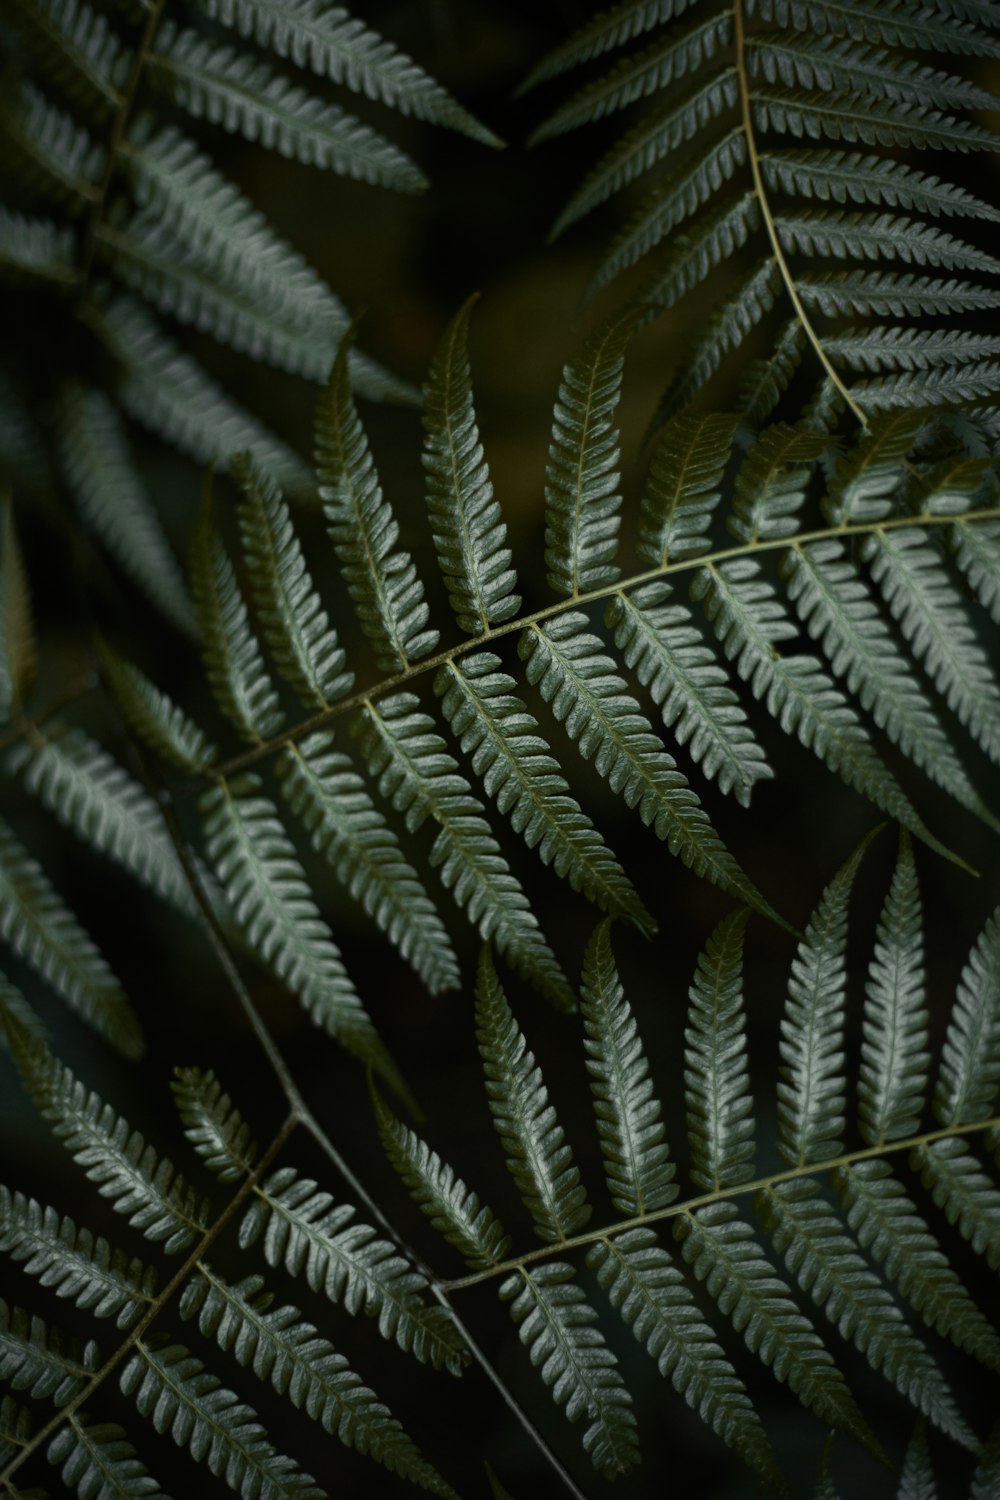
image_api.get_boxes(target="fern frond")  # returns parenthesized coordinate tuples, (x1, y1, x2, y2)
(691, 561, 958, 866)
(749, 35, 1000, 113)
(275, 733, 459, 996)
(171, 1067, 258, 1184)
(913, 1137, 1000, 1272)
(232, 455, 352, 714)
(773, 211, 1000, 275)
(191, 485, 283, 744)
(579, 920, 675, 1216)
(677, 1202, 874, 1448)
(728, 424, 829, 545)
(858, 832, 928, 1147)
(781, 542, 996, 826)
(951, 515, 1000, 623)
(854, 365, 1000, 410)
(239, 1166, 468, 1374)
(421, 297, 520, 635)
(862, 529, 1000, 768)
(897, 1421, 934, 1500)
(499, 1262, 639, 1478)
(639, 411, 738, 567)
(797, 271, 1000, 318)
(120, 1339, 323, 1499)
(544, 309, 640, 598)
(475, 948, 591, 1243)
(47, 1414, 166, 1500)
(53, 384, 196, 637)
(935, 907, 1000, 1130)
(199, 775, 397, 1085)
(0, 80, 104, 210)
(372, 1085, 511, 1271)
(759, 150, 1000, 222)
(91, 297, 311, 493)
(0, 502, 36, 724)
(759, 1178, 975, 1447)
(750, 0, 1000, 56)
(10, 0, 127, 113)
(532, 12, 735, 142)
(0, 207, 77, 285)
(0, 817, 143, 1059)
(835, 1159, 1000, 1371)
(519, 612, 783, 923)
(655, 258, 783, 418)
(519, 0, 700, 93)
(972, 1420, 1000, 1498)
(685, 908, 756, 1193)
(588, 128, 747, 294)
(315, 336, 438, 673)
(188, 0, 501, 145)
(0, 1301, 97, 1406)
(356, 693, 573, 1008)
(753, 90, 1000, 156)
(436, 655, 652, 933)
(5, 724, 194, 913)
(777, 830, 876, 1168)
(632, 194, 761, 312)
(97, 643, 217, 776)
(0, 1188, 154, 1332)
(180, 1268, 457, 1497)
(826, 329, 1000, 374)
(2, 1018, 210, 1253)
(148, 26, 426, 192)
(586, 1227, 777, 1483)
(609, 585, 773, 805)
(550, 72, 741, 236)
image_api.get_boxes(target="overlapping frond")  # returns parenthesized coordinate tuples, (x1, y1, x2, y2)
(47, 1414, 166, 1500)
(525, 0, 1000, 415)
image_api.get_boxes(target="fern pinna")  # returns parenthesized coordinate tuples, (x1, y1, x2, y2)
(0, 0, 498, 632)
(521, 0, 1000, 424)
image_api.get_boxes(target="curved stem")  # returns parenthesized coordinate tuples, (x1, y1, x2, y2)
(187, 504, 1000, 790)
(441, 1112, 1000, 1292)
(733, 0, 867, 425)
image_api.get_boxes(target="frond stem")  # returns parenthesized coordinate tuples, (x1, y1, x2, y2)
(0, 1110, 299, 1487)
(188, 505, 1000, 789)
(440, 1111, 1000, 1291)
(733, 0, 867, 426)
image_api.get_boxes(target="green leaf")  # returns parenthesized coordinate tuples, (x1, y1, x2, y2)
(275, 733, 459, 996)
(0, 1187, 155, 1331)
(149, 25, 426, 191)
(315, 334, 438, 673)
(233, 454, 353, 713)
(475, 948, 591, 1243)
(858, 833, 929, 1146)
(544, 309, 639, 597)
(97, 642, 217, 775)
(239, 1166, 468, 1374)
(171, 1067, 258, 1184)
(47, 1414, 167, 1500)
(0, 816, 143, 1059)
(190, 481, 283, 744)
(759, 1178, 975, 1448)
(372, 1084, 511, 1271)
(913, 1137, 1000, 1272)
(685, 908, 756, 1192)
(356, 693, 573, 1009)
(181, 1268, 458, 1497)
(0, 1300, 98, 1406)
(520, 611, 786, 925)
(934, 906, 1000, 1128)
(580, 920, 675, 1216)
(500, 1262, 639, 1478)
(120, 1340, 323, 1499)
(777, 830, 878, 1168)
(421, 296, 520, 635)
(637, 411, 739, 569)
(587, 1227, 777, 1483)
(436, 654, 652, 932)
